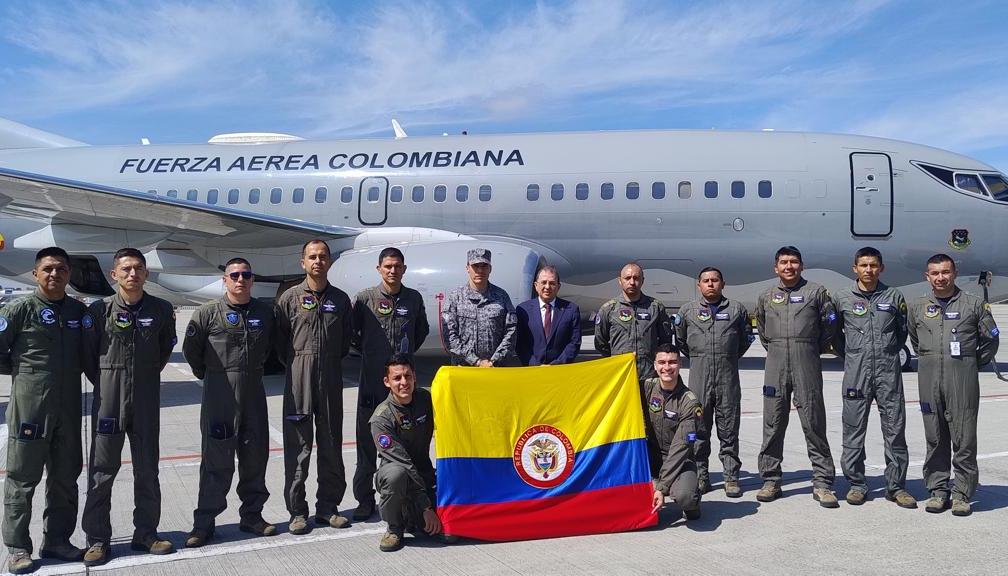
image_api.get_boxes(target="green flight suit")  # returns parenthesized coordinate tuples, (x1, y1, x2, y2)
(642, 376, 700, 511)
(350, 284, 428, 510)
(183, 297, 276, 530)
(80, 292, 176, 544)
(0, 291, 86, 553)
(908, 288, 999, 501)
(274, 280, 353, 519)
(595, 293, 672, 382)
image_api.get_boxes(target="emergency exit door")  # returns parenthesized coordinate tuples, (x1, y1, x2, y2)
(850, 152, 893, 236)
(358, 176, 388, 225)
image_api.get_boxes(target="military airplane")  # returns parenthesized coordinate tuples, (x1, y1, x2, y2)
(1, 116, 1006, 364)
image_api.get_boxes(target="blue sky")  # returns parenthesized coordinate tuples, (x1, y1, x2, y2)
(0, 0, 1006, 171)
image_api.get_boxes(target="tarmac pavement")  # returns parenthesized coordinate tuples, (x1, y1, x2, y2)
(1, 307, 1007, 575)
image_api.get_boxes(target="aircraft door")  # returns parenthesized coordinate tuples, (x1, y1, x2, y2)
(358, 176, 388, 226)
(850, 152, 893, 236)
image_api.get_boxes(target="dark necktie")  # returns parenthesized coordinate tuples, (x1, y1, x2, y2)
(544, 302, 552, 338)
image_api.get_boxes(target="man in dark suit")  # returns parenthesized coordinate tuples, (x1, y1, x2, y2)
(516, 266, 582, 365)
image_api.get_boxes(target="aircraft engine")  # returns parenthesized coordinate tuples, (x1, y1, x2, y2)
(331, 239, 541, 353)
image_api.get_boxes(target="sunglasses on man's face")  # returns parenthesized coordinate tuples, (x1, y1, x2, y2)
(228, 271, 253, 280)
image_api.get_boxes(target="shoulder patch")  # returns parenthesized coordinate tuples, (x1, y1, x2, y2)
(377, 433, 393, 450)
(186, 322, 198, 337)
(0, 316, 7, 332)
(694, 405, 703, 418)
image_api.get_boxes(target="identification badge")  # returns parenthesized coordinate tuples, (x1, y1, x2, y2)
(636, 311, 651, 321)
(789, 295, 804, 303)
(395, 306, 409, 317)
(876, 302, 892, 312)
(415, 414, 428, 424)
(322, 301, 336, 313)
(715, 312, 730, 321)
(664, 409, 677, 419)
(138, 317, 154, 327)
(66, 319, 81, 329)
(248, 318, 262, 329)
(950, 341, 961, 357)
(944, 311, 960, 320)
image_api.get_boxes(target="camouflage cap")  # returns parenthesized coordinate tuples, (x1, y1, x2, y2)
(467, 248, 491, 265)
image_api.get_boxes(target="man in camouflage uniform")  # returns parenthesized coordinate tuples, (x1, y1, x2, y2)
(595, 262, 672, 382)
(183, 258, 278, 547)
(81, 248, 177, 566)
(832, 247, 915, 509)
(645, 344, 701, 522)
(0, 247, 87, 574)
(275, 240, 354, 534)
(908, 253, 999, 516)
(351, 247, 429, 520)
(754, 246, 840, 508)
(441, 249, 517, 367)
(675, 266, 752, 497)
(371, 353, 441, 552)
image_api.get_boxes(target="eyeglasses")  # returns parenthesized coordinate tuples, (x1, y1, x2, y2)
(228, 271, 253, 280)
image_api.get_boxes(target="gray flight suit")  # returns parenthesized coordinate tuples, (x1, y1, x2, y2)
(370, 388, 435, 535)
(441, 283, 517, 366)
(833, 283, 909, 496)
(755, 278, 838, 488)
(674, 297, 753, 483)
(595, 293, 672, 382)
(81, 293, 176, 544)
(908, 289, 999, 501)
(183, 297, 276, 530)
(274, 281, 352, 519)
(351, 284, 429, 510)
(0, 291, 86, 554)
(642, 376, 700, 511)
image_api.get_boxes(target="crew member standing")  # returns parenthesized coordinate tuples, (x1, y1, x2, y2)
(754, 246, 840, 508)
(441, 249, 517, 367)
(0, 247, 87, 574)
(351, 247, 429, 521)
(674, 267, 752, 497)
(81, 248, 177, 566)
(833, 247, 915, 508)
(183, 258, 278, 547)
(275, 240, 354, 534)
(908, 253, 999, 516)
(595, 262, 672, 382)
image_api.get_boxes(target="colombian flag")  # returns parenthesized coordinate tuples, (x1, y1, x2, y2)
(432, 353, 657, 541)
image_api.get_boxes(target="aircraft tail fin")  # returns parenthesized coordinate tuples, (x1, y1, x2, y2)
(0, 117, 85, 149)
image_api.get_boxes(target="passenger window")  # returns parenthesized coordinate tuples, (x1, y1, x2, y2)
(315, 186, 327, 203)
(293, 188, 304, 203)
(207, 189, 219, 204)
(341, 186, 353, 203)
(705, 181, 718, 198)
(551, 184, 564, 201)
(227, 189, 239, 204)
(758, 180, 772, 198)
(249, 188, 260, 204)
(479, 185, 492, 201)
(186, 189, 198, 201)
(527, 184, 540, 201)
(678, 181, 692, 199)
(390, 185, 404, 203)
(652, 182, 666, 199)
(456, 185, 469, 202)
(731, 181, 745, 198)
(270, 188, 281, 204)
(575, 183, 589, 200)
(626, 182, 640, 200)
(166, 189, 178, 198)
(434, 185, 446, 203)
(601, 182, 614, 200)
(367, 186, 380, 202)
(147, 189, 157, 195)
(412, 185, 424, 202)
(955, 173, 985, 195)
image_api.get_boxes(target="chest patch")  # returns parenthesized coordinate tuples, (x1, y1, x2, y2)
(114, 311, 132, 328)
(400, 417, 413, 430)
(697, 308, 711, 322)
(301, 294, 317, 310)
(377, 299, 393, 315)
(82, 314, 93, 329)
(248, 318, 262, 329)
(225, 311, 240, 326)
(395, 306, 409, 317)
(771, 292, 786, 305)
(138, 317, 154, 328)
(40, 308, 57, 325)
(66, 319, 80, 329)
(852, 301, 868, 316)
(789, 295, 805, 304)
(944, 311, 960, 320)
(648, 397, 662, 412)
(715, 312, 730, 321)
(618, 308, 633, 322)
(321, 301, 336, 313)
(663, 409, 677, 419)
(876, 302, 892, 312)
(415, 414, 428, 424)
(636, 311, 651, 321)
(925, 305, 939, 318)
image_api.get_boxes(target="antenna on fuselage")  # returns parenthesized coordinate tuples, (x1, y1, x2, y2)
(392, 119, 408, 139)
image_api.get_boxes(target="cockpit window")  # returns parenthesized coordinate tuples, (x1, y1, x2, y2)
(954, 173, 986, 195)
(982, 173, 1008, 202)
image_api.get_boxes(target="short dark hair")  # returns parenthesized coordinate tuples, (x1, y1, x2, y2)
(224, 257, 252, 271)
(385, 352, 415, 375)
(697, 266, 724, 282)
(536, 265, 561, 283)
(35, 247, 70, 267)
(854, 246, 882, 264)
(654, 343, 680, 356)
(301, 239, 332, 258)
(926, 253, 956, 272)
(378, 247, 405, 264)
(775, 246, 802, 264)
(113, 247, 146, 266)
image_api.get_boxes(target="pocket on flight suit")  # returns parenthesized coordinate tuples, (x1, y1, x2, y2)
(10, 370, 47, 441)
(205, 423, 237, 473)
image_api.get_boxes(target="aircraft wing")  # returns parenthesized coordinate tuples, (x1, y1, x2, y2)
(0, 167, 360, 248)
